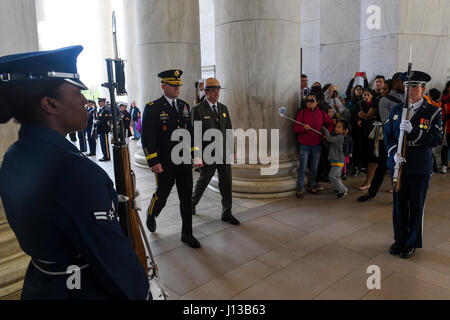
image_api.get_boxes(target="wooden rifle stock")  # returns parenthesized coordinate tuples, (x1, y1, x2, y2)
(112, 145, 148, 275)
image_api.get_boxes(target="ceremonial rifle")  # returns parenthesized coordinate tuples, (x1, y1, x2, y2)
(392, 46, 413, 192)
(102, 11, 168, 299)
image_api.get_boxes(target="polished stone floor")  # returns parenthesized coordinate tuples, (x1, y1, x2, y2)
(117, 140, 450, 300)
(5, 138, 450, 300)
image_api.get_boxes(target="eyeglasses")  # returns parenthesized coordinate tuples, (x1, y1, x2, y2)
(306, 99, 316, 103)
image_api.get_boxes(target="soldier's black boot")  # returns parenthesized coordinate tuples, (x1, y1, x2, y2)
(146, 212, 156, 233)
(389, 243, 401, 255)
(400, 247, 415, 259)
(181, 234, 201, 248)
(222, 214, 240, 225)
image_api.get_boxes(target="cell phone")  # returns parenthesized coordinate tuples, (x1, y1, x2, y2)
(356, 72, 365, 77)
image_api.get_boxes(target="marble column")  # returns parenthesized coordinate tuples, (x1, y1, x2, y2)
(301, 0, 362, 92)
(213, 0, 301, 198)
(134, 0, 201, 167)
(360, 0, 450, 89)
(0, 0, 38, 299)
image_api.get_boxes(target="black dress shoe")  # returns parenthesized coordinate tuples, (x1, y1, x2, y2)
(357, 193, 375, 202)
(146, 213, 156, 233)
(99, 158, 110, 162)
(400, 247, 415, 259)
(86, 153, 96, 157)
(389, 243, 402, 255)
(222, 214, 240, 225)
(181, 234, 201, 248)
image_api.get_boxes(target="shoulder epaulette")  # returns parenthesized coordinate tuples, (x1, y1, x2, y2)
(147, 101, 154, 106)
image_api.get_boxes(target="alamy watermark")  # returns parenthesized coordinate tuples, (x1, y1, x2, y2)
(171, 121, 280, 175)
(366, 5, 382, 30)
(366, 265, 381, 290)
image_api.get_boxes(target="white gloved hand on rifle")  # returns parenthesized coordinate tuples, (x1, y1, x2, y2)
(400, 120, 413, 133)
(394, 154, 406, 164)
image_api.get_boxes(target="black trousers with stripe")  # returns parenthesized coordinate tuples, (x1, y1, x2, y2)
(99, 133, 110, 160)
(392, 173, 431, 249)
(147, 165, 193, 235)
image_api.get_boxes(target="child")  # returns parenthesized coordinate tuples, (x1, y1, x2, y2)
(342, 131, 353, 180)
(321, 120, 349, 199)
(327, 106, 338, 125)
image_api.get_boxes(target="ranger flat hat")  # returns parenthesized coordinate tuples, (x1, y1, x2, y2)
(400, 70, 432, 85)
(205, 78, 222, 90)
(0, 45, 88, 90)
(158, 69, 183, 86)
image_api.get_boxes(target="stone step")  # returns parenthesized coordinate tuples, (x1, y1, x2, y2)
(0, 224, 22, 259)
(0, 252, 29, 296)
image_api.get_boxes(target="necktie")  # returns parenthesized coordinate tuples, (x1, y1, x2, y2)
(212, 104, 218, 120)
(172, 100, 179, 115)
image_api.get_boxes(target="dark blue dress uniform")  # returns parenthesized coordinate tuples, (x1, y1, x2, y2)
(141, 96, 196, 235)
(141, 70, 199, 242)
(86, 105, 98, 156)
(77, 127, 87, 152)
(97, 105, 112, 161)
(0, 46, 149, 299)
(384, 72, 443, 254)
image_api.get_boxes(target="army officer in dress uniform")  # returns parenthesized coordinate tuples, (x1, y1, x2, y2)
(191, 78, 239, 225)
(141, 69, 203, 248)
(384, 71, 443, 259)
(97, 97, 111, 161)
(0, 46, 149, 299)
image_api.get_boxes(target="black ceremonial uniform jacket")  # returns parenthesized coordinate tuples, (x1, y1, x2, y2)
(0, 125, 149, 300)
(97, 107, 111, 134)
(141, 96, 196, 170)
(384, 99, 443, 175)
(86, 107, 97, 138)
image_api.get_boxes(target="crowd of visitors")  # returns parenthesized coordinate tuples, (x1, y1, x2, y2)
(297, 74, 450, 200)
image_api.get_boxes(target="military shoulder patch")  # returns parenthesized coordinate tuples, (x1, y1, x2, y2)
(92, 206, 116, 222)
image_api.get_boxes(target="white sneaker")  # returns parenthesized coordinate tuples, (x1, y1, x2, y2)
(440, 165, 447, 174)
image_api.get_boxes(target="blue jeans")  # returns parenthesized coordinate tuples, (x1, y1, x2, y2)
(298, 144, 322, 191)
(132, 121, 141, 139)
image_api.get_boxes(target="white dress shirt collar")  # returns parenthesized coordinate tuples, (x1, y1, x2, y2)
(164, 95, 177, 107)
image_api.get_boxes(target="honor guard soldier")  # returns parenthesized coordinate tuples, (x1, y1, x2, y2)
(191, 78, 239, 225)
(85, 100, 98, 156)
(141, 69, 203, 248)
(97, 97, 111, 161)
(384, 71, 443, 259)
(0, 46, 150, 299)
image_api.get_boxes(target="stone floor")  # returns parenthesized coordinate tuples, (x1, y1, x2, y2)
(113, 139, 450, 300)
(4, 138, 450, 300)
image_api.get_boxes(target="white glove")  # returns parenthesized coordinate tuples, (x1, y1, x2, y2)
(394, 154, 406, 164)
(400, 120, 413, 133)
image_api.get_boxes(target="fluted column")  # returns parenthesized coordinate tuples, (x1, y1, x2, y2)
(0, 0, 38, 299)
(134, 0, 201, 167)
(213, 0, 301, 198)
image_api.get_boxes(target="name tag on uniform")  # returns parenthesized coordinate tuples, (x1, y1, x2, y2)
(204, 116, 211, 119)
(160, 112, 169, 120)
